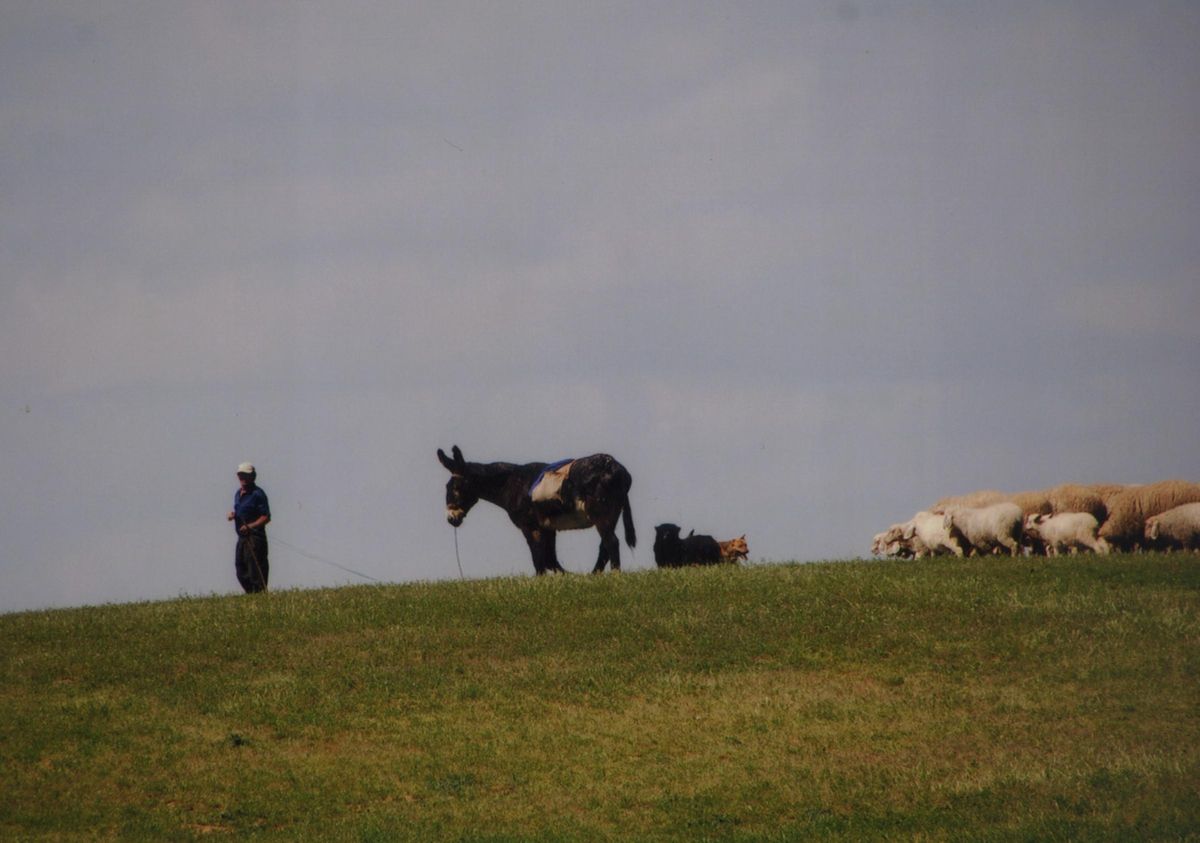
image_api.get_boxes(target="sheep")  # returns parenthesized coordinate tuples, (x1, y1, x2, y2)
(935, 484, 1127, 519)
(1008, 490, 1053, 517)
(872, 532, 903, 558)
(1024, 512, 1110, 556)
(909, 510, 966, 557)
(932, 489, 1009, 512)
(872, 523, 910, 558)
(942, 502, 1024, 557)
(872, 511, 964, 559)
(872, 523, 924, 559)
(871, 530, 889, 557)
(1098, 480, 1200, 551)
(1042, 483, 1113, 522)
(1088, 483, 1130, 503)
(1144, 503, 1200, 551)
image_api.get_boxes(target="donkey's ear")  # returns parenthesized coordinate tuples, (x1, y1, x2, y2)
(437, 448, 458, 472)
(451, 445, 464, 466)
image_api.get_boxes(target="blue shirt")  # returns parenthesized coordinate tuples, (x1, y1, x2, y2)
(233, 486, 271, 535)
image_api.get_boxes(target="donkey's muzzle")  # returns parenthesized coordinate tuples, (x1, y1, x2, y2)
(446, 508, 465, 527)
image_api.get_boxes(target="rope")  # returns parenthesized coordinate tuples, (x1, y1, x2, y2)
(270, 535, 381, 583)
(453, 527, 465, 580)
(243, 532, 268, 593)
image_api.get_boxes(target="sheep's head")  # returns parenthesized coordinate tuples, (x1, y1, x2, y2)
(871, 532, 887, 555)
(880, 524, 903, 543)
(1145, 517, 1161, 541)
(872, 535, 908, 558)
(1024, 513, 1047, 536)
(874, 523, 910, 556)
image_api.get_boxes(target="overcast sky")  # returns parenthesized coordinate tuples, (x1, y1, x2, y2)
(2, 1, 1198, 613)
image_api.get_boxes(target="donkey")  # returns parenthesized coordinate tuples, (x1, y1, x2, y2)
(437, 445, 636, 574)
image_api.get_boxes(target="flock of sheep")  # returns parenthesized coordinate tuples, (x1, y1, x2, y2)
(872, 480, 1200, 559)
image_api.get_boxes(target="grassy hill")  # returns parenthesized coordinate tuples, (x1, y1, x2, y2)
(2, 554, 1197, 841)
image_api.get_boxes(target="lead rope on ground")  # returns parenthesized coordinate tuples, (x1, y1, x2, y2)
(271, 535, 381, 583)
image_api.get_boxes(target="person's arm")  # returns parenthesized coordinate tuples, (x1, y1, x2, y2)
(239, 514, 270, 534)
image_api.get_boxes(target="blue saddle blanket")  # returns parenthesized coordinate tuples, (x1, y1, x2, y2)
(529, 458, 574, 498)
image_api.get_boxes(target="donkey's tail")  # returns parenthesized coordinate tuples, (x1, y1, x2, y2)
(622, 497, 637, 549)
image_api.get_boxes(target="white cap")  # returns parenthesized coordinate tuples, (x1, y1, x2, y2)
(237, 462, 256, 475)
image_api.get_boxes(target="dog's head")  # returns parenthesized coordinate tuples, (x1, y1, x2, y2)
(654, 523, 682, 548)
(719, 535, 749, 561)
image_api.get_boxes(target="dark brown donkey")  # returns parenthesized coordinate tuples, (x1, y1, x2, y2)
(437, 445, 636, 574)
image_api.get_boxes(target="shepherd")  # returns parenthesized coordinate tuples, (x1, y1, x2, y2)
(227, 462, 270, 593)
(437, 445, 636, 574)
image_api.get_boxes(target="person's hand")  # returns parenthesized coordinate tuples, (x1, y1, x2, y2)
(227, 511, 235, 521)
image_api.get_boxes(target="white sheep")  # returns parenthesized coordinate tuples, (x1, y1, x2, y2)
(871, 512, 962, 559)
(872, 524, 914, 558)
(906, 510, 964, 557)
(1024, 512, 1110, 556)
(1099, 480, 1200, 550)
(942, 502, 1024, 557)
(1144, 503, 1200, 551)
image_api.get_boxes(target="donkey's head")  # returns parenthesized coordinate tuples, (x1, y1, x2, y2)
(437, 446, 477, 527)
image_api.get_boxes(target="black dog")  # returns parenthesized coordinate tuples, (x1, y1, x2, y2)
(653, 523, 723, 567)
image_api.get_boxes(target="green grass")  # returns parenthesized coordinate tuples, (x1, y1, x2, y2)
(1, 554, 1197, 840)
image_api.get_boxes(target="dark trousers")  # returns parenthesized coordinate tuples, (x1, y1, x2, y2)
(235, 533, 269, 593)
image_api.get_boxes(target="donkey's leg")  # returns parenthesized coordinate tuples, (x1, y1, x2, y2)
(591, 537, 608, 574)
(593, 528, 620, 573)
(523, 529, 547, 575)
(543, 531, 566, 574)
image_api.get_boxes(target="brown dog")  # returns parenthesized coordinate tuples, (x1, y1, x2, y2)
(718, 535, 748, 563)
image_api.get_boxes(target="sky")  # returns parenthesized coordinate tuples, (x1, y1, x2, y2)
(2, 1, 1198, 614)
